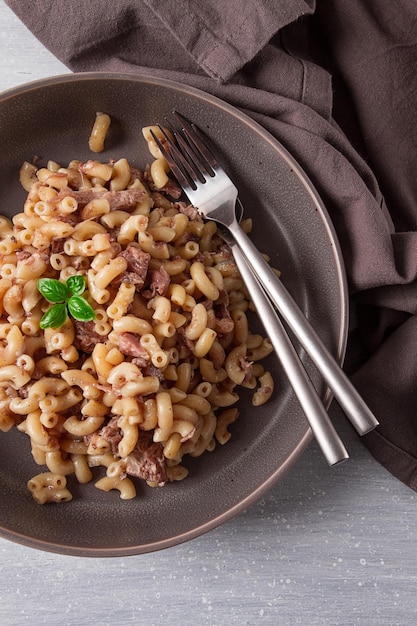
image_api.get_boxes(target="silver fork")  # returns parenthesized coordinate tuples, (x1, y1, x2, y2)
(151, 112, 378, 461)
(152, 119, 348, 466)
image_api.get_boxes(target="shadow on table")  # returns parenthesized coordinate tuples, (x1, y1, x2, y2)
(236, 403, 394, 526)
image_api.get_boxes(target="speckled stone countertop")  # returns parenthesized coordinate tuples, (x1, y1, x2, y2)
(0, 3, 416, 625)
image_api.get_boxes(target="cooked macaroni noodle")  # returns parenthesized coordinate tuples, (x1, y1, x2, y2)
(0, 124, 275, 504)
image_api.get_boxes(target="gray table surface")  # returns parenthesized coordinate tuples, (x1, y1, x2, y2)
(0, 3, 416, 625)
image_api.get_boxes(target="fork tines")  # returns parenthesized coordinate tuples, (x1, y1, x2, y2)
(150, 127, 194, 190)
(172, 112, 217, 170)
(150, 112, 217, 190)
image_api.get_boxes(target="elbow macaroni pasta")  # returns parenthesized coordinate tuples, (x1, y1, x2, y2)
(0, 119, 276, 505)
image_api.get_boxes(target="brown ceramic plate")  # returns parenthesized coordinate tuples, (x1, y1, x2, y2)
(0, 73, 348, 556)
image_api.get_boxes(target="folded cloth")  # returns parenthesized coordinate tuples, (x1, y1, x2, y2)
(6, 0, 417, 489)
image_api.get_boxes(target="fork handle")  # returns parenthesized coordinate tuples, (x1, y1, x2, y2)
(230, 242, 349, 466)
(228, 221, 379, 436)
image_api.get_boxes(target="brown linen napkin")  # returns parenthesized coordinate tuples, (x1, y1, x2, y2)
(5, 0, 417, 489)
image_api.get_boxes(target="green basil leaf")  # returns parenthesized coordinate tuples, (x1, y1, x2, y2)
(67, 296, 96, 322)
(39, 303, 68, 329)
(38, 278, 68, 303)
(66, 275, 86, 297)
